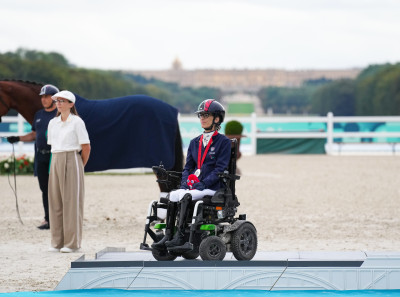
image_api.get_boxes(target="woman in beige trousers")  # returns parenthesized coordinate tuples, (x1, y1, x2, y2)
(47, 90, 91, 253)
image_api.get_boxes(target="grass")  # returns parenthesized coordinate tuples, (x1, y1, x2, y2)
(227, 103, 254, 114)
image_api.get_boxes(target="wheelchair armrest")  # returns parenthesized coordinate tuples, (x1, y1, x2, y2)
(153, 166, 182, 186)
(152, 165, 167, 176)
(217, 171, 240, 181)
(152, 166, 182, 178)
(167, 171, 182, 179)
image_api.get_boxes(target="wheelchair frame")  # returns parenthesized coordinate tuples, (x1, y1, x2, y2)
(140, 138, 258, 261)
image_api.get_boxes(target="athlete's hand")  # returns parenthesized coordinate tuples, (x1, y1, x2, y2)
(192, 182, 205, 191)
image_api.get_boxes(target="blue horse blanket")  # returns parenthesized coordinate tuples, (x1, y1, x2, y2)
(74, 94, 179, 172)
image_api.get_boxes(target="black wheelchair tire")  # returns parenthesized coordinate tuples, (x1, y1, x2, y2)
(152, 248, 178, 261)
(231, 222, 258, 261)
(199, 236, 226, 261)
(151, 233, 177, 261)
(182, 250, 199, 260)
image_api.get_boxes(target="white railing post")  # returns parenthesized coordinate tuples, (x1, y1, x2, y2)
(251, 112, 257, 155)
(17, 113, 25, 155)
(326, 112, 334, 155)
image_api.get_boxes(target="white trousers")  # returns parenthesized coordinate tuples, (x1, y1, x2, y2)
(169, 189, 216, 202)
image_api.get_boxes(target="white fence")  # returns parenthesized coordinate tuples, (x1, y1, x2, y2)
(0, 114, 29, 155)
(2, 113, 400, 156)
(181, 112, 400, 155)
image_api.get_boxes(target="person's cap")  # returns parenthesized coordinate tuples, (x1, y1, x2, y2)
(52, 90, 76, 103)
(39, 84, 60, 96)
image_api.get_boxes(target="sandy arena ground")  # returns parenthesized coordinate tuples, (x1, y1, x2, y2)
(0, 155, 399, 292)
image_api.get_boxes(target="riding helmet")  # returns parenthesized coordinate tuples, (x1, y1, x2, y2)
(195, 99, 225, 123)
(39, 84, 60, 96)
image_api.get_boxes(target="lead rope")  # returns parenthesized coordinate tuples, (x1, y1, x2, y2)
(7, 142, 24, 225)
(269, 259, 288, 291)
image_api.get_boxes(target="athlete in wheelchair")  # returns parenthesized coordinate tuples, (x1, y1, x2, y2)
(140, 99, 257, 261)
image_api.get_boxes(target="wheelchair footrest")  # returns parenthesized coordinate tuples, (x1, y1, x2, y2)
(140, 243, 152, 251)
(167, 242, 193, 253)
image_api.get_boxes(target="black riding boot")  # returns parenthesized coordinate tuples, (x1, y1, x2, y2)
(151, 201, 177, 250)
(165, 194, 192, 248)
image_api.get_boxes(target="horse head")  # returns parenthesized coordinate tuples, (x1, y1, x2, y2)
(0, 80, 43, 124)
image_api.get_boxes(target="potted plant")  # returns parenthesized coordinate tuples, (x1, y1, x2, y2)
(224, 120, 244, 160)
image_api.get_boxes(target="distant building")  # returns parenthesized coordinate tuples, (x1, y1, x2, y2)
(128, 59, 361, 93)
(172, 57, 183, 71)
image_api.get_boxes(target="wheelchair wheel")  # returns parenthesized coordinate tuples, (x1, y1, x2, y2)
(231, 222, 258, 261)
(199, 236, 226, 261)
(151, 233, 177, 261)
(182, 250, 199, 260)
(152, 248, 177, 261)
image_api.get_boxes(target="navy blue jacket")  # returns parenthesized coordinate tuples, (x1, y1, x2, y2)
(182, 132, 231, 191)
(31, 108, 57, 176)
(32, 109, 57, 152)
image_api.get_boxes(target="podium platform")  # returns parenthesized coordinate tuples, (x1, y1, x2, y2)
(56, 248, 400, 291)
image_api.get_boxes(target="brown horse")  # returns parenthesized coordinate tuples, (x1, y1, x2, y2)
(0, 80, 43, 124)
(0, 80, 183, 193)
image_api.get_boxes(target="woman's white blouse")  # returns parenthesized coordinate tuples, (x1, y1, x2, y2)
(48, 114, 90, 153)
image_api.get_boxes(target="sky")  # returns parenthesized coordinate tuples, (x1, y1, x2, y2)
(1, 0, 400, 71)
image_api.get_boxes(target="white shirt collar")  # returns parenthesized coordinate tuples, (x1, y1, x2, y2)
(55, 113, 73, 123)
(202, 131, 214, 147)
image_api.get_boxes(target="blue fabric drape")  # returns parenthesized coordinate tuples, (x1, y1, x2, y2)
(74, 94, 178, 172)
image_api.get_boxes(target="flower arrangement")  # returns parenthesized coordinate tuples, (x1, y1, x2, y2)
(0, 155, 34, 175)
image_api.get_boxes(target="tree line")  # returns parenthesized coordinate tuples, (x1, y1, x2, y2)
(0, 48, 220, 114)
(258, 63, 400, 116)
(2, 49, 399, 116)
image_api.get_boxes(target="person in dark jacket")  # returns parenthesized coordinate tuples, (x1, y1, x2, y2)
(7, 84, 59, 230)
(153, 99, 231, 249)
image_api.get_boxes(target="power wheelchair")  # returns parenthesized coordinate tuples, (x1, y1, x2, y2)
(140, 138, 258, 261)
